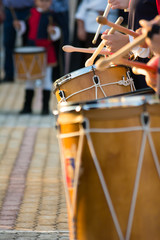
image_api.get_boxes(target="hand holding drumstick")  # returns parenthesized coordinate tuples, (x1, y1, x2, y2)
(108, 0, 129, 10)
(95, 28, 158, 91)
(131, 16, 160, 93)
(85, 16, 124, 67)
(132, 56, 159, 92)
(10, 7, 21, 31)
(98, 16, 139, 53)
(13, 20, 21, 31)
(95, 32, 151, 70)
(140, 16, 160, 55)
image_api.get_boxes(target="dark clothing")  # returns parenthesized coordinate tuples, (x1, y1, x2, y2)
(128, 0, 159, 90)
(3, 7, 31, 81)
(52, 10, 70, 81)
(128, 0, 158, 30)
(27, 8, 57, 66)
(2, 0, 33, 8)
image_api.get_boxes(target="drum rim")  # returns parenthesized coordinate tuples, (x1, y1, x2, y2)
(54, 94, 159, 114)
(52, 64, 128, 92)
(14, 46, 46, 53)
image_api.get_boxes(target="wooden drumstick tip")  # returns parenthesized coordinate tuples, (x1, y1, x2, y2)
(96, 16, 108, 25)
(62, 45, 69, 52)
(85, 58, 93, 67)
(95, 57, 110, 71)
(92, 39, 97, 44)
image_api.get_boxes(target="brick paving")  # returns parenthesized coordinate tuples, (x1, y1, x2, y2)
(0, 82, 69, 239)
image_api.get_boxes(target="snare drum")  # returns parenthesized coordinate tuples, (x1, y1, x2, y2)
(56, 95, 160, 240)
(14, 46, 47, 80)
(53, 65, 135, 103)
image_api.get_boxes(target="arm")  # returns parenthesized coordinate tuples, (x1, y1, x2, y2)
(133, 55, 159, 92)
(140, 16, 160, 55)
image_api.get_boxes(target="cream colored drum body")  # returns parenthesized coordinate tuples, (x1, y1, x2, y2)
(56, 95, 160, 240)
(14, 46, 47, 80)
(53, 65, 135, 103)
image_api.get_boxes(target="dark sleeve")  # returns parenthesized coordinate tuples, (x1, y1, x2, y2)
(22, 12, 31, 46)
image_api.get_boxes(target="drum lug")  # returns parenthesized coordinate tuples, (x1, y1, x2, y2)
(82, 121, 87, 129)
(93, 75, 100, 85)
(141, 112, 150, 126)
(63, 73, 72, 81)
(59, 90, 66, 101)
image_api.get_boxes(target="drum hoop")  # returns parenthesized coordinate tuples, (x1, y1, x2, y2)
(53, 65, 94, 92)
(14, 47, 46, 54)
(56, 94, 159, 114)
(53, 64, 128, 92)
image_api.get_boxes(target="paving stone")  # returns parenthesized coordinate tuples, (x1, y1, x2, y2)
(0, 83, 69, 238)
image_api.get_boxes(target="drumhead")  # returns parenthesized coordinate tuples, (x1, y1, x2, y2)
(53, 65, 94, 92)
(56, 94, 159, 114)
(14, 46, 46, 53)
(53, 64, 126, 92)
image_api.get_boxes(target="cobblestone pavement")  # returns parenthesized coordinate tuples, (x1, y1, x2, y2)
(0, 82, 69, 239)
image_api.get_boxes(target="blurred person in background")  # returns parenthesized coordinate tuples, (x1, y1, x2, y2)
(50, 0, 70, 81)
(70, 0, 118, 71)
(13, 0, 61, 115)
(0, 0, 34, 83)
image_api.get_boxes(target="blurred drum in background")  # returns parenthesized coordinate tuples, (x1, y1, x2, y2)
(14, 46, 47, 81)
(55, 94, 160, 240)
(53, 65, 135, 103)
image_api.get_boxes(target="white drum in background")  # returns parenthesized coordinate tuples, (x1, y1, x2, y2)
(14, 46, 47, 81)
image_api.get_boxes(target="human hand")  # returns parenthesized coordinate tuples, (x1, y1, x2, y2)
(108, 0, 129, 10)
(140, 16, 160, 55)
(47, 25, 56, 35)
(13, 20, 21, 30)
(133, 55, 159, 92)
(135, 27, 148, 48)
(101, 30, 129, 53)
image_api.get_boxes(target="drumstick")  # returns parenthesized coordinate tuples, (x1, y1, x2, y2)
(62, 45, 111, 55)
(48, 16, 54, 40)
(92, 4, 111, 44)
(9, 7, 17, 20)
(96, 16, 139, 38)
(121, 58, 157, 73)
(85, 16, 124, 67)
(95, 32, 147, 71)
(48, 15, 53, 26)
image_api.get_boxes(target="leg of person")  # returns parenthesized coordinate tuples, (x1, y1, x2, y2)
(3, 7, 16, 82)
(19, 80, 35, 114)
(41, 66, 52, 115)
